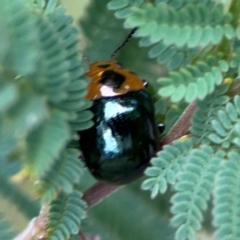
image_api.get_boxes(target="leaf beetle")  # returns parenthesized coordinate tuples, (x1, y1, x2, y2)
(79, 28, 164, 184)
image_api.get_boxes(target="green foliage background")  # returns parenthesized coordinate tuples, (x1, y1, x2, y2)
(1, 0, 240, 240)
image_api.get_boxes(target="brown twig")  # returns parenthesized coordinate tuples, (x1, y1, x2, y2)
(82, 182, 121, 208)
(162, 101, 196, 145)
(79, 231, 87, 240)
(14, 205, 48, 240)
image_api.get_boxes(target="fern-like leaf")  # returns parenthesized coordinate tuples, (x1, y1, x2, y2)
(47, 191, 86, 240)
(38, 148, 84, 203)
(208, 95, 240, 148)
(32, 2, 92, 130)
(158, 56, 228, 103)
(213, 151, 240, 240)
(0, 0, 92, 180)
(142, 138, 193, 198)
(171, 145, 223, 240)
(123, 3, 233, 47)
(148, 41, 199, 70)
(190, 84, 229, 144)
(109, 1, 233, 72)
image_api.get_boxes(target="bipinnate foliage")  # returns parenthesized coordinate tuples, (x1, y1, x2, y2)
(171, 146, 223, 240)
(142, 138, 194, 199)
(38, 148, 85, 203)
(0, 0, 90, 238)
(47, 191, 86, 240)
(213, 151, 240, 240)
(209, 95, 240, 148)
(2, 0, 240, 240)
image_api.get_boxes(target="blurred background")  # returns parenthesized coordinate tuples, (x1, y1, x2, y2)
(0, 1, 214, 239)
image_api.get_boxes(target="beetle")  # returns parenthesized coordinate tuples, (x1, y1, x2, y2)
(79, 28, 164, 184)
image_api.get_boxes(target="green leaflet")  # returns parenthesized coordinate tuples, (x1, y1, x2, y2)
(0, 214, 17, 240)
(190, 84, 230, 144)
(69, 110, 94, 131)
(142, 138, 193, 199)
(167, 52, 185, 70)
(47, 191, 87, 240)
(171, 146, 223, 240)
(38, 149, 84, 203)
(213, 151, 240, 240)
(114, 7, 133, 19)
(107, 0, 129, 10)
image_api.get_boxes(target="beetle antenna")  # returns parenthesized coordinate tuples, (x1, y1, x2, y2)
(110, 27, 138, 60)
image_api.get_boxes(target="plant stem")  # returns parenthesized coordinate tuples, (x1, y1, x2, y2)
(161, 101, 196, 145)
(82, 182, 121, 208)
